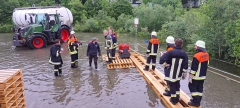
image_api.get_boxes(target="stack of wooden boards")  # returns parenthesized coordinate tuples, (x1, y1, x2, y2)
(102, 54, 135, 69)
(0, 69, 26, 108)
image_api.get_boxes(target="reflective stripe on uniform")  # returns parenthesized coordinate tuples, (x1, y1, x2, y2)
(176, 59, 183, 79)
(146, 63, 150, 66)
(164, 77, 181, 82)
(170, 58, 176, 79)
(193, 63, 206, 80)
(191, 92, 199, 96)
(152, 63, 156, 66)
(190, 70, 196, 74)
(56, 51, 59, 57)
(49, 58, 61, 65)
(176, 91, 180, 95)
(54, 69, 58, 72)
(171, 94, 177, 97)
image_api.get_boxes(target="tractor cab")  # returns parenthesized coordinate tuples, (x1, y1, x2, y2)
(35, 13, 61, 30)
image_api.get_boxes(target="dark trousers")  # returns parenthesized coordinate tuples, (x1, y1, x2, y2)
(169, 81, 180, 103)
(89, 54, 98, 68)
(70, 53, 78, 67)
(145, 55, 157, 70)
(54, 64, 62, 76)
(107, 49, 112, 62)
(111, 48, 116, 59)
(164, 68, 170, 91)
(188, 80, 204, 103)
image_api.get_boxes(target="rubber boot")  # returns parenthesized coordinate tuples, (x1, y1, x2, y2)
(94, 62, 97, 69)
(143, 66, 149, 71)
(163, 91, 171, 96)
(54, 71, 59, 76)
(71, 63, 76, 68)
(59, 69, 62, 76)
(188, 101, 200, 107)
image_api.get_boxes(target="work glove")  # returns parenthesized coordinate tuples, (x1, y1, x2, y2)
(162, 62, 170, 68)
(182, 72, 187, 80)
(105, 47, 107, 49)
(189, 74, 194, 83)
(159, 52, 164, 57)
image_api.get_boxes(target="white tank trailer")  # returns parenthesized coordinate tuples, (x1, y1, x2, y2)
(12, 6, 73, 27)
(12, 6, 73, 49)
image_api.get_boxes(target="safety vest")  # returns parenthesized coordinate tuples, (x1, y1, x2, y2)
(68, 41, 78, 55)
(147, 38, 160, 56)
(190, 52, 210, 80)
(105, 35, 115, 49)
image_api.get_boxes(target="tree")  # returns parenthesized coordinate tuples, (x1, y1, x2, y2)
(84, 0, 103, 18)
(108, 0, 133, 20)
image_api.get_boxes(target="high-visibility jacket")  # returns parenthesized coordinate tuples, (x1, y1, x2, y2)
(105, 35, 115, 49)
(146, 38, 160, 56)
(49, 44, 63, 65)
(159, 47, 188, 82)
(68, 41, 79, 55)
(190, 51, 210, 80)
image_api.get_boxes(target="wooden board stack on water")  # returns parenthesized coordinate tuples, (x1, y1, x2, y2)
(102, 54, 135, 69)
(0, 69, 26, 108)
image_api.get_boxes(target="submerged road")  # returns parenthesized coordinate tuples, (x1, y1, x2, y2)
(0, 33, 239, 108)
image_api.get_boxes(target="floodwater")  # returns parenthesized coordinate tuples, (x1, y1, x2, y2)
(0, 33, 240, 108)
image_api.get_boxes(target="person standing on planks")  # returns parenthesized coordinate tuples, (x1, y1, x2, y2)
(159, 38, 188, 105)
(143, 31, 160, 71)
(160, 36, 175, 96)
(188, 40, 209, 107)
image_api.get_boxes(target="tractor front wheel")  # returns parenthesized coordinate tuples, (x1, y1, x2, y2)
(58, 26, 70, 43)
(27, 34, 47, 49)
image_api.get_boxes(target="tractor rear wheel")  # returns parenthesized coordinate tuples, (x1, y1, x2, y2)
(57, 26, 70, 43)
(27, 34, 47, 49)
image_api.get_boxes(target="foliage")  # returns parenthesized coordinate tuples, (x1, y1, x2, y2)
(107, 0, 133, 20)
(69, 0, 87, 25)
(84, 0, 103, 18)
(133, 4, 175, 33)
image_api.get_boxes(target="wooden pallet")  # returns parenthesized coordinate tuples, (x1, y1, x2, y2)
(130, 52, 201, 108)
(0, 69, 26, 108)
(102, 54, 135, 69)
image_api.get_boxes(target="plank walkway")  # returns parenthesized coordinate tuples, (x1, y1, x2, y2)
(103, 52, 201, 108)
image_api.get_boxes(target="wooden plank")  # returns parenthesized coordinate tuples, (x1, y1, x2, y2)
(130, 53, 200, 108)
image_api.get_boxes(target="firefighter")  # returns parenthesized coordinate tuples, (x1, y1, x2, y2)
(188, 40, 209, 107)
(49, 39, 63, 76)
(103, 30, 113, 63)
(86, 38, 101, 69)
(143, 31, 160, 71)
(108, 28, 118, 60)
(159, 38, 188, 105)
(68, 31, 81, 68)
(160, 36, 175, 94)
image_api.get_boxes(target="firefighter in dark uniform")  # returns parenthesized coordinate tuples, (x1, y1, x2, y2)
(108, 28, 118, 60)
(86, 38, 101, 69)
(143, 31, 160, 71)
(188, 40, 209, 107)
(104, 30, 114, 63)
(68, 31, 82, 68)
(160, 36, 175, 94)
(49, 39, 63, 76)
(159, 38, 188, 105)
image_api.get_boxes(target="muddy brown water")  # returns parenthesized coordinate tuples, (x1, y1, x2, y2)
(0, 33, 239, 108)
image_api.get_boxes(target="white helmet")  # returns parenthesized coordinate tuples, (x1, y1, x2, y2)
(195, 40, 205, 48)
(151, 31, 157, 37)
(166, 36, 175, 44)
(70, 31, 75, 34)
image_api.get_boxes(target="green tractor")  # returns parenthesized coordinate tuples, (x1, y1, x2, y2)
(13, 13, 71, 49)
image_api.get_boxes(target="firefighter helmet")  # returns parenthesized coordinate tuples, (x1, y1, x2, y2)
(166, 36, 174, 44)
(71, 31, 75, 34)
(151, 31, 157, 37)
(195, 40, 205, 48)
